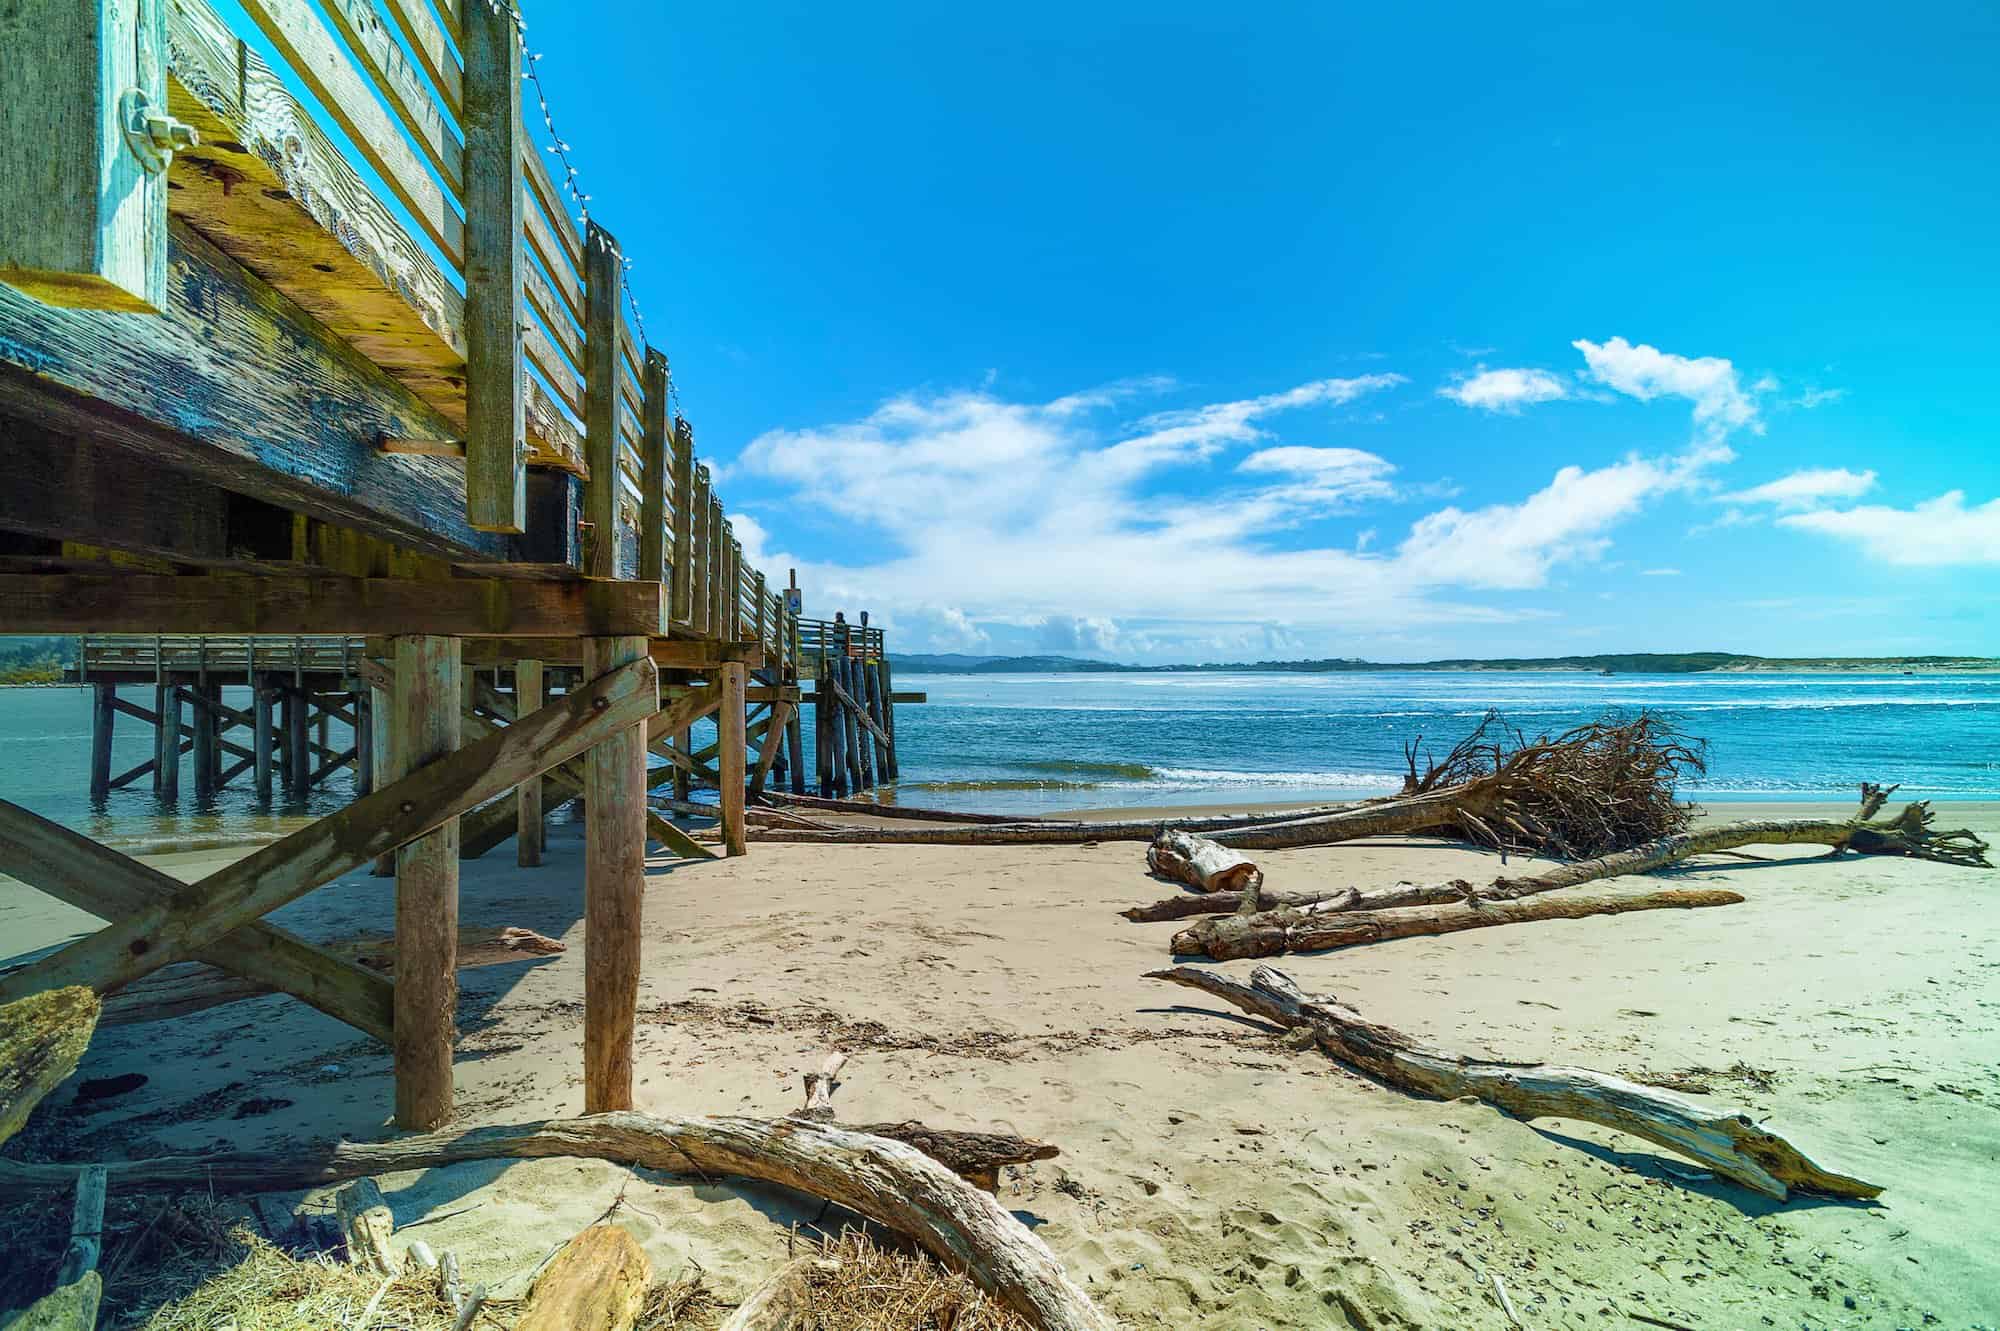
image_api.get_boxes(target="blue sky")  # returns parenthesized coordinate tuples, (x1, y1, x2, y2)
(525, 3, 1993, 659)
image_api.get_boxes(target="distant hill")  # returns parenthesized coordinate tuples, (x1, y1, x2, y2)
(0, 635, 74, 685)
(890, 651, 2000, 675)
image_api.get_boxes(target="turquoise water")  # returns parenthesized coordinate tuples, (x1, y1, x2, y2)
(860, 670, 2000, 815)
(2, 670, 1996, 836)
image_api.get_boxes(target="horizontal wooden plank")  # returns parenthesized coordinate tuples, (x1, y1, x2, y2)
(381, 0, 461, 115)
(451, 637, 764, 668)
(311, 0, 465, 198)
(0, 574, 668, 636)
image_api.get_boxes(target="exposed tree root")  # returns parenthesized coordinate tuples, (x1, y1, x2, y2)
(1170, 886, 1743, 959)
(1148, 965, 1880, 1201)
(0, 1112, 1113, 1331)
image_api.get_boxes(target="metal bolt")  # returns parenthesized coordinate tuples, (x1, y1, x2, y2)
(401, 800, 415, 814)
(591, 696, 608, 710)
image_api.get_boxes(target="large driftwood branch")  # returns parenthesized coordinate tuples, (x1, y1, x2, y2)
(1147, 829, 1262, 895)
(516, 1225, 652, 1331)
(1149, 965, 1879, 1202)
(1171, 886, 1743, 960)
(1127, 795, 1993, 928)
(0, 987, 99, 1147)
(743, 802, 1379, 846)
(97, 926, 564, 1027)
(0, 1112, 1113, 1331)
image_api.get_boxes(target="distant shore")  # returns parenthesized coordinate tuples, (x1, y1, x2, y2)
(894, 652, 2000, 676)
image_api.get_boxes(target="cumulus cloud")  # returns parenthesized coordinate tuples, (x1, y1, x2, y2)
(1396, 458, 1671, 590)
(1573, 336, 1761, 442)
(1718, 467, 1877, 510)
(1780, 492, 2000, 566)
(1438, 366, 1572, 412)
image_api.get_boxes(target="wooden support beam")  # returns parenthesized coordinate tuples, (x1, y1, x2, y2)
(584, 637, 650, 1112)
(0, 574, 667, 636)
(368, 680, 396, 874)
(393, 635, 461, 1129)
(669, 418, 695, 626)
(638, 351, 670, 583)
(0, 802, 395, 1042)
(582, 226, 622, 578)
(750, 701, 793, 798)
(0, 0, 171, 311)
(443, 636, 761, 669)
(155, 682, 181, 799)
(718, 663, 748, 856)
(89, 685, 114, 801)
(458, 0, 526, 533)
(0, 658, 659, 1009)
(516, 659, 545, 867)
(689, 467, 711, 638)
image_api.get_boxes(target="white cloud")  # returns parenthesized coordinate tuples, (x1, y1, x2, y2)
(1097, 374, 1404, 479)
(1641, 567, 1683, 576)
(1396, 458, 1671, 590)
(1573, 336, 1761, 442)
(1780, 492, 2000, 566)
(1438, 366, 1571, 412)
(1236, 446, 1398, 506)
(1793, 387, 1846, 409)
(1718, 467, 1877, 510)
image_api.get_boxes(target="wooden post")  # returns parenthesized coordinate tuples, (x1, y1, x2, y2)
(689, 467, 711, 638)
(89, 685, 114, 801)
(368, 681, 397, 876)
(459, 0, 526, 533)
(516, 659, 545, 867)
(670, 419, 695, 626)
(155, 683, 181, 800)
(393, 634, 462, 1130)
(582, 224, 623, 578)
(638, 351, 670, 584)
(671, 721, 692, 802)
(719, 663, 748, 856)
(753, 572, 767, 653)
(0, 0, 174, 311)
(285, 686, 310, 798)
(191, 682, 216, 798)
(708, 496, 727, 636)
(354, 690, 373, 795)
(253, 678, 274, 801)
(583, 637, 648, 1112)
(865, 654, 890, 782)
(786, 685, 807, 796)
(878, 657, 899, 780)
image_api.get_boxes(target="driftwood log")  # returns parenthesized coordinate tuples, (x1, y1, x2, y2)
(1150, 965, 1880, 1201)
(1171, 886, 1743, 960)
(1148, 829, 1262, 895)
(788, 1050, 1059, 1192)
(336, 1178, 397, 1275)
(515, 1225, 652, 1331)
(7, 1165, 106, 1331)
(719, 1257, 840, 1331)
(0, 986, 99, 1147)
(0, 1112, 1114, 1331)
(95, 926, 564, 1028)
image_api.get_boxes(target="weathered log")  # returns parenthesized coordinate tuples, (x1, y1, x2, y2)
(0, 987, 99, 1147)
(1149, 965, 1880, 1201)
(97, 926, 563, 1028)
(7, 1164, 106, 1331)
(1123, 888, 1349, 922)
(1148, 829, 1263, 894)
(1171, 887, 1743, 960)
(336, 1178, 397, 1275)
(744, 802, 1378, 845)
(787, 1051, 1058, 1191)
(0, 1112, 1113, 1331)
(515, 1225, 652, 1331)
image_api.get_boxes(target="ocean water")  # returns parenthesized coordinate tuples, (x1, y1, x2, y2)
(866, 670, 2000, 816)
(2, 671, 1996, 837)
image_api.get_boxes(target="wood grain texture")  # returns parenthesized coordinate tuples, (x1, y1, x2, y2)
(719, 663, 748, 856)
(0, 0, 169, 310)
(516, 1225, 652, 1331)
(458, 0, 525, 533)
(581, 226, 623, 579)
(638, 351, 670, 583)
(584, 637, 651, 1112)
(670, 419, 695, 623)
(310, 0, 463, 193)
(0, 1113, 1117, 1331)
(0, 988, 99, 1147)
(0, 573, 666, 636)
(515, 658, 545, 866)
(394, 633, 461, 1130)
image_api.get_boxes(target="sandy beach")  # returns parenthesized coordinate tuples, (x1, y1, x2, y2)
(4, 800, 1996, 1328)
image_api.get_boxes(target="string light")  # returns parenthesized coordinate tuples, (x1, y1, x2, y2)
(484, 0, 668, 410)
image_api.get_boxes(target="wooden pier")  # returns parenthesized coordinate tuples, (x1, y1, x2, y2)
(0, 0, 907, 1127)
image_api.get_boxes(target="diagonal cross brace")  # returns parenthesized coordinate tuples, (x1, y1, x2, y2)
(0, 658, 659, 1007)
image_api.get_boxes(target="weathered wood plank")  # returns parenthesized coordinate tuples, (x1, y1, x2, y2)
(582, 226, 623, 579)
(669, 419, 695, 624)
(459, 0, 525, 533)
(584, 637, 650, 1112)
(0, 0, 170, 311)
(0, 988, 100, 1148)
(237, 0, 464, 257)
(0, 657, 658, 1007)
(394, 635, 461, 1129)
(312, 0, 463, 193)
(446, 637, 763, 669)
(0, 573, 667, 636)
(638, 351, 670, 583)
(0, 222, 505, 560)
(381, 0, 460, 115)
(515, 658, 546, 866)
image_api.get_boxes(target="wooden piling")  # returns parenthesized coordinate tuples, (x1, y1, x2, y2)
(841, 656, 865, 794)
(719, 663, 748, 856)
(878, 657, 899, 780)
(286, 687, 310, 799)
(583, 636, 648, 1113)
(786, 690, 807, 796)
(253, 679, 274, 801)
(368, 681, 396, 876)
(192, 684, 216, 799)
(353, 689, 373, 795)
(393, 634, 462, 1131)
(155, 683, 181, 800)
(88, 684, 114, 800)
(516, 659, 545, 867)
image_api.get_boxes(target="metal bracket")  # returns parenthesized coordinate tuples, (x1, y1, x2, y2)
(119, 87, 198, 175)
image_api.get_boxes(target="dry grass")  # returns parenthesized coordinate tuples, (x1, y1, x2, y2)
(735, 1229, 1036, 1331)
